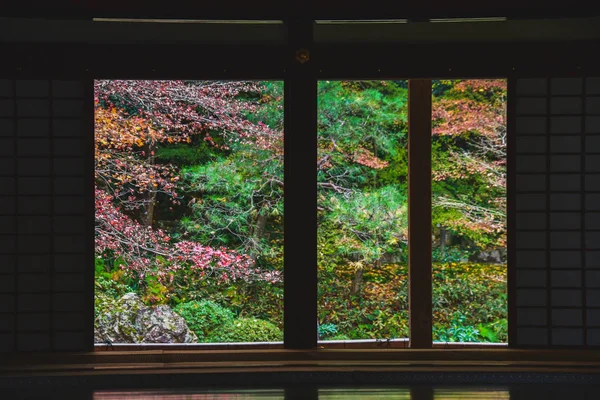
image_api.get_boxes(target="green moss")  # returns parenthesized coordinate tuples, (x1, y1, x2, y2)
(174, 300, 234, 341)
(209, 317, 282, 343)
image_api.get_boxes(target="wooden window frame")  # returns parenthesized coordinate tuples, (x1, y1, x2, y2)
(88, 20, 509, 352)
(3, 21, 596, 354)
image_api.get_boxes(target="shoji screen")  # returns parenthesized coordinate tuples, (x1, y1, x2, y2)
(0, 79, 91, 352)
(514, 77, 600, 346)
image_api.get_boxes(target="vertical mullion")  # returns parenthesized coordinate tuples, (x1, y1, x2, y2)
(507, 77, 517, 346)
(283, 19, 317, 350)
(408, 79, 433, 348)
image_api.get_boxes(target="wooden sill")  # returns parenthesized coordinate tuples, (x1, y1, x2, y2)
(93, 339, 507, 351)
(3, 348, 600, 379)
(2, 349, 600, 378)
(2, 348, 599, 365)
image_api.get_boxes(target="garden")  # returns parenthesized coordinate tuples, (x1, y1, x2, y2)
(94, 79, 507, 344)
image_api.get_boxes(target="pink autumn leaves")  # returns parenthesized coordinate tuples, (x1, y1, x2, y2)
(95, 80, 282, 285)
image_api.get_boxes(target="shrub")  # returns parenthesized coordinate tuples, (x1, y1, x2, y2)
(95, 275, 131, 300)
(95, 292, 116, 320)
(141, 276, 171, 306)
(174, 300, 235, 341)
(209, 318, 282, 343)
(318, 323, 338, 339)
(478, 318, 507, 342)
(433, 313, 480, 342)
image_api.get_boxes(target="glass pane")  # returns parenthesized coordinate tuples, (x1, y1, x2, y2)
(431, 79, 508, 343)
(94, 80, 283, 344)
(317, 80, 409, 342)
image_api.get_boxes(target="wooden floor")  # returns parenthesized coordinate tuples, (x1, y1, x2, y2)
(2, 349, 600, 377)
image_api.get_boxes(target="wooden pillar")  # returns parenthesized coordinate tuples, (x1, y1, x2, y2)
(408, 79, 433, 348)
(283, 19, 317, 349)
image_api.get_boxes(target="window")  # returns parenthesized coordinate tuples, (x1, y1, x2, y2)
(92, 77, 508, 348)
(94, 80, 284, 345)
(431, 79, 508, 344)
(317, 80, 409, 343)
(315, 79, 508, 346)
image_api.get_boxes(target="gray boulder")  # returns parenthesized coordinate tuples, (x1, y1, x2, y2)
(469, 248, 507, 264)
(95, 293, 198, 344)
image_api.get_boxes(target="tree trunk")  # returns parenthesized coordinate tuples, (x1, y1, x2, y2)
(250, 209, 269, 260)
(350, 267, 364, 296)
(440, 227, 447, 256)
(142, 191, 157, 227)
(142, 142, 157, 227)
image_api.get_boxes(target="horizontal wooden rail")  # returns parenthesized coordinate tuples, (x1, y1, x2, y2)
(93, 340, 508, 351)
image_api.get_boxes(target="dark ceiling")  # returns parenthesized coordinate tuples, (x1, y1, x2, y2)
(3, 1, 598, 20)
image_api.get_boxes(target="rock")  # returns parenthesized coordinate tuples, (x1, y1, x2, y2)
(139, 305, 198, 343)
(95, 293, 198, 344)
(469, 248, 507, 264)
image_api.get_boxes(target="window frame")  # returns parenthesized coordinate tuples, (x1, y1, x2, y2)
(89, 61, 511, 353)
(3, 24, 591, 353)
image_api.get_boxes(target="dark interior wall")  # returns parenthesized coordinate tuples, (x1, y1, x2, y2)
(514, 77, 600, 346)
(1, 16, 600, 352)
(0, 78, 91, 351)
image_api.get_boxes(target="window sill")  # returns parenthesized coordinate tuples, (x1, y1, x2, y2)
(92, 339, 508, 351)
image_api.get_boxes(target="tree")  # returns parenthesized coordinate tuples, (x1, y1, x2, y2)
(176, 82, 284, 268)
(95, 187, 281, 285)
(95, 80, 280, 225)
(431, 79, 507, 252)
(317, 81, 410, 296)
(94, 80, 283, 286)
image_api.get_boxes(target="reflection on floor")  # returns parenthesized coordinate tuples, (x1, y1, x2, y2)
(92, 388, 512, 399)
(8, 385, 600, 399)
(319, 388, 411, 399)
(94, 389, 286, 400)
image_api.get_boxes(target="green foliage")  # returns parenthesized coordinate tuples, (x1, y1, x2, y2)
(431, 247, 471, 263)
(243, 81, 284, 131)
(323, 185, 408, 265)
(432, 263, 507, 342)
(318, 262, 505, 342)
(433, 313, 480, 342)
(174, 300, 235, 341)
(95, 258, 111, 279)
(317, 81, 409, 191)
(95, 275, 130, 300)
(477, 323, 499, 342)
(141, 275, 170, 305)
(180, 151, 283, 269)
(223, 281, 283, 328)
(155, 140, 216, 166)
(478, 318, 507, 342)
(95, 292, 115, 320)
(95, 79, 509, 345)
(327, 334, 352, 341)
(318, 262, 410, 340)
(209, 317, 283, 343)
(318, 323, 338, 339)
